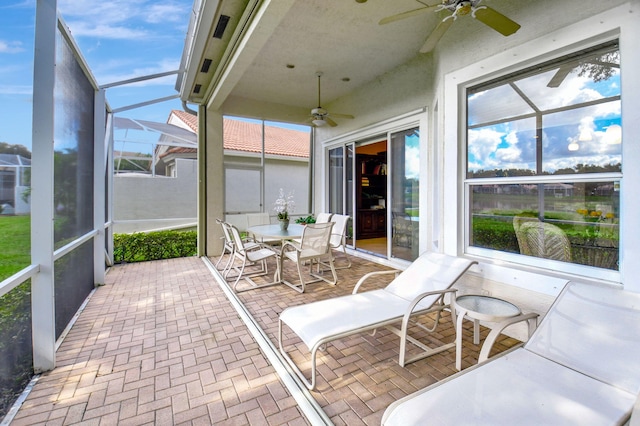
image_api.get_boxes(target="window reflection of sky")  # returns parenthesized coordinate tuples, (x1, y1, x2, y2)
(405, 133, 420, 180)
(468, 55, 621, 174)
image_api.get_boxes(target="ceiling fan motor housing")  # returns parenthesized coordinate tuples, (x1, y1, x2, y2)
(311, 107, 328, 116)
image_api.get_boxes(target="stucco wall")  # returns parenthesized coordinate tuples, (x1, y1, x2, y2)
(113, 158, 197, 234)
(311, 0, 640, 317)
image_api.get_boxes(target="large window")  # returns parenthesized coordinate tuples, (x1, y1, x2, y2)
(466, 42, 621, 272)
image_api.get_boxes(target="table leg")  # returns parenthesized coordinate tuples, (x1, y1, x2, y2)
(473, 319, 480, 345)
(455, 308, 467, 371)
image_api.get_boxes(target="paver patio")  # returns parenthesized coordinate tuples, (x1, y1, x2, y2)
(9, 254, 519, 425)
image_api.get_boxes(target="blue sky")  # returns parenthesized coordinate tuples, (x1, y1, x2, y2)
(0, 0, 194, 151)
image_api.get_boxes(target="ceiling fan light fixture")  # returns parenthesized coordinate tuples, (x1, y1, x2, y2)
(457, 2, 472, 15)
(312, 118, 327, 127)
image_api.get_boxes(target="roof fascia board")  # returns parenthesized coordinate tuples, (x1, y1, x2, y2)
(178, 0, 222, 101)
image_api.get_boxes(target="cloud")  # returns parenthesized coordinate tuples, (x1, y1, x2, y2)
(0, 84, 32, 95)
(0, 40, 24, 54)
(58, 0, 188, 40)
(65, 22, 150, 40)
(405, 144, 419, 179)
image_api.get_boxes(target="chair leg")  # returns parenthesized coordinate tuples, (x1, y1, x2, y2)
(296, 260, 307, 293)
(279, 319, 319, 390)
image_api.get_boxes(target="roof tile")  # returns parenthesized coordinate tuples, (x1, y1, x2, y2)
(170, 110, 309, 158)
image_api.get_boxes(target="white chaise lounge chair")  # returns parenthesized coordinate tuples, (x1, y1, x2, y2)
(382, 281, 640, 426)
(278, 252, 477, 390)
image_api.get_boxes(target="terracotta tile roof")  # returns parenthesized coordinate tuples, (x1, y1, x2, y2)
(170, 110, 309, 158)
(171, 109, 198, 132)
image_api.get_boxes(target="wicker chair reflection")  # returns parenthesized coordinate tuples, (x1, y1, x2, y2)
(513, 216, 538, 256)
(392, 211, 413, 248)
(519, 221, 572, 262)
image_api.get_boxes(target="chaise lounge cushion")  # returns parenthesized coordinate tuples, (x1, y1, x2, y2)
(383, 348, 636, 425)
(382, 281, 640, 425)
(280, 252, 475, 351)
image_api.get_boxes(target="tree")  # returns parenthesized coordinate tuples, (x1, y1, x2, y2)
(0, 143, 31, 158)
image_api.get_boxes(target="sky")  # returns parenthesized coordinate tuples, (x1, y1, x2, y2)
(0, 0, 194, 151)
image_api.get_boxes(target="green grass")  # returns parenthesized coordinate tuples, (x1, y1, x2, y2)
(0, 216, 30, 282)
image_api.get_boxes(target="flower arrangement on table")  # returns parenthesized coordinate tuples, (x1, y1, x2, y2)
(274, 188, 295, 229)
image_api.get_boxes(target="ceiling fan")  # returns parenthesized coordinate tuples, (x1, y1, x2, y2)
(307, 72, 354, 128)
(379, 0, 520, 54)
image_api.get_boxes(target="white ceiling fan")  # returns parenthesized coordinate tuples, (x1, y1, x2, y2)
(380, 0, 520, 54)
(307, 72, 354, 128)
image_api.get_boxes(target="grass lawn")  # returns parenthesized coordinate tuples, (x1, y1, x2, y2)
(0, 216, 30, 282)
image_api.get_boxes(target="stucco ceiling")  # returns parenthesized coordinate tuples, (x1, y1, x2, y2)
(178, 0, 527, 124)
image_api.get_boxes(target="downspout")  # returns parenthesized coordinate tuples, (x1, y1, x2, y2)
(182, 100, 198, 116)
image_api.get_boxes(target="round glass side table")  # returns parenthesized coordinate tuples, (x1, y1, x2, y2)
(453, 294, 521, 371)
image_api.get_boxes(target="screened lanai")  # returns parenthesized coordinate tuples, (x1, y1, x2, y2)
(3, 0, 640, 424)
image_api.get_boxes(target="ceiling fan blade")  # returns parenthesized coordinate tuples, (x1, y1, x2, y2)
(330, 113, 354, 120)
(473, 6, 520, 36)
(547, 64, 575, 88)
(325, 117, 338, 127)
(379, 5, 437, 25)
(419, 18, 454, 53)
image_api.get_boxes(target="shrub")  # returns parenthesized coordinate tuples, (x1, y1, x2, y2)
(113, 230, 197, 263)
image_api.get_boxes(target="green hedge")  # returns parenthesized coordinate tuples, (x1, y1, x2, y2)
(471, 218, 520, 253)
(113, 230, 197, 263)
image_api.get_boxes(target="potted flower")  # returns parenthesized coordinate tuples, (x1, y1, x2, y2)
(274, 188, 295, 230)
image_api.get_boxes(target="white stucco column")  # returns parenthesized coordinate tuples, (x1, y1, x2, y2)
(203, 108, 224, 257)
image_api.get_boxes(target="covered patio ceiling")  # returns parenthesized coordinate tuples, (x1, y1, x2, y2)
(177, 0, 537, 125)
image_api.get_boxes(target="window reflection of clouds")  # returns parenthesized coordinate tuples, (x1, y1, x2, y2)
(468, 119, 536, 172)
(468, 49, 620, 174)
(468, 85, 533, 126)
(405, 133, 419, 180)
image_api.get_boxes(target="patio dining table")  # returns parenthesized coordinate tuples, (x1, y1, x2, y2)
(247, 223, 305, 242)
(245, 223, 305, 285)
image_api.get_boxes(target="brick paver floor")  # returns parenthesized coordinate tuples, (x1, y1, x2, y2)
(231, 254, 520, 425)
(9, 254, 520, 425)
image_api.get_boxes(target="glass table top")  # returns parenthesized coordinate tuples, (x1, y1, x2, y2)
(455, 295, 521, 321)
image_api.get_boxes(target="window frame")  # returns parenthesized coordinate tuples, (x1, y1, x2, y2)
(462, 42, 622, 282)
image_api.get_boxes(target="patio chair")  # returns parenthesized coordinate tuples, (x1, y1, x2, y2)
(215, 218, 235, 272)
(319, 213, 351, 270)
(279, 222, 337, 293)
(278, 252, 477, 390)
(226, 223, 280, 292)
(246, 212, 280, 245)
(216, 219, 259, 277)
(382, 281, 640, 425)
(315, 212, 333, 223)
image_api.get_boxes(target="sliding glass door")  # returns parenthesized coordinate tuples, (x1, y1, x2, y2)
(328, 144, 354, 247)
(327, 126, 420, 261)
(390, 128, 420, 261)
